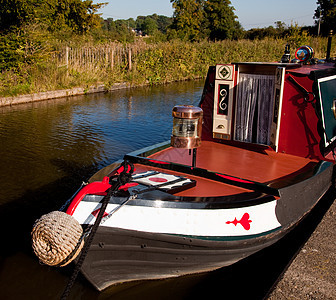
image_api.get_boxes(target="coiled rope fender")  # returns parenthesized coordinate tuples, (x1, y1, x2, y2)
(31, 211, 84, 267)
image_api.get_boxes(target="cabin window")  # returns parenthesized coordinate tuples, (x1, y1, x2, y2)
(234, 74, 275, 145)
(317, 74, 336, 147)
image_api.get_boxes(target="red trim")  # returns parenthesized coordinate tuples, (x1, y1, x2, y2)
(66, 177, 111, 216)
(91, 208, 109, 218)
(215, 173, 253, 184)
(115, 164, 135, 174)
(149, 159, 170, 164)
(118, 182, 139, 191)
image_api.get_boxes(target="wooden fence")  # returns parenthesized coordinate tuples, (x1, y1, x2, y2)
(56, 43, 150, 71)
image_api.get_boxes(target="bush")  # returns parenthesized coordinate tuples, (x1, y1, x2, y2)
(0, 33, 334, 97)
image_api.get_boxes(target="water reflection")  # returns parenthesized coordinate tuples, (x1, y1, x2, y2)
(0, 80, 203, 299)
(0, 80, 203, 206)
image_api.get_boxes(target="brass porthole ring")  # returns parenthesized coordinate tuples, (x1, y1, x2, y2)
(332, 99, 336, 120)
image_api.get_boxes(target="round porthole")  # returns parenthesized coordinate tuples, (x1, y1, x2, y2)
(332, 99, 336, 119)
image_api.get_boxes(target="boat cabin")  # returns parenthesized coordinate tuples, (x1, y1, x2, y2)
(200, 62, 336, 161)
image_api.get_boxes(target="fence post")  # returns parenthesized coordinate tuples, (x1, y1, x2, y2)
(128, 48, 132, 70)
(111, 48, 114, 69)
(65, 46, 69, 69)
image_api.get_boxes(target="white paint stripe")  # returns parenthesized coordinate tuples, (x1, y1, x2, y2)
(72, 200, 280, 237)
(134, 172, 192, 188)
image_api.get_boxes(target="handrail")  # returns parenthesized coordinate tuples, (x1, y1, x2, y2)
(124, 154, 280, 197)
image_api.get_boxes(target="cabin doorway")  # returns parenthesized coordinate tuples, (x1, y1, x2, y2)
(234, 73, 275, 145)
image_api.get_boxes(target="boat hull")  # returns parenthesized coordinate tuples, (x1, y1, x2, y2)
(77, 158, 333, 291)
(81, 226, 286, 291)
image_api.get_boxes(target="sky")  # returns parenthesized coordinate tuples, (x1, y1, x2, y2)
(94, 0, 318, 30)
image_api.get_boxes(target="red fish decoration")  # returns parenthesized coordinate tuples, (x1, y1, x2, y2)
(91, 208, 109, 218)
(226, 213, 252, 230)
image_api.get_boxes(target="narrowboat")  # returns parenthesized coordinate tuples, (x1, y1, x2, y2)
(32, 45, 336, 292)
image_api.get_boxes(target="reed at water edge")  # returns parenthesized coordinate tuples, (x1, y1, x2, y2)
(0, 37, 334, 97)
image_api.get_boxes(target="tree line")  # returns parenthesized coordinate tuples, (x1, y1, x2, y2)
(0, 0, 335, 72)
(0, 0, 334, 97)
(0, 0, 335, 40)
(102, 0, 335, 42)
(101, 14, 173, 42)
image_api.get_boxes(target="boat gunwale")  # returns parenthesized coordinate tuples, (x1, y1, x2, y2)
(80, 192, 277, 210)
(80, 140, 333, 213)
(124, 154, 280, 196)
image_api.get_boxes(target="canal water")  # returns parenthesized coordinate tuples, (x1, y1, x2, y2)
(0, 80, 333, 300)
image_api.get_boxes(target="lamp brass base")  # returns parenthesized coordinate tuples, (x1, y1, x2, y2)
(171, 136, 201, 149)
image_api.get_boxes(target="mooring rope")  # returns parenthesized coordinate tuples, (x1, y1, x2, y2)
(60, 160, 134, 300)
(60, 187, 114, 299)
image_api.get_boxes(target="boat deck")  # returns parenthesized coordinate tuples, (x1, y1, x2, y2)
(134, 141, 318, 197)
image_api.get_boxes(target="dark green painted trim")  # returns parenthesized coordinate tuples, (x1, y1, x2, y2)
(169, 226, 282, 241)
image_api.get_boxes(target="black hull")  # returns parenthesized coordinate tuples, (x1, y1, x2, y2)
(81, 226, 289, 291)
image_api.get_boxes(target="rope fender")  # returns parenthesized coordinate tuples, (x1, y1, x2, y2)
(31, 160, 135, 298)
(31, 211, 84, 267)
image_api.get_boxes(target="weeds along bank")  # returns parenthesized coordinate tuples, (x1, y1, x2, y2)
(0, 37, 334, 98)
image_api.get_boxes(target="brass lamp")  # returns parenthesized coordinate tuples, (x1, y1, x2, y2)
(171, 105, 203, 167)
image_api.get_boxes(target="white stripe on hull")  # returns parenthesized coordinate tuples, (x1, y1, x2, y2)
(72, 200, 281, 237)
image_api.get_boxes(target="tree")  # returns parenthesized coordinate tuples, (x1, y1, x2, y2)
(44, 0, 106, 34)
(0, 0, 105, 33)
(169, 0, 205, 41)
(136, 14, 172, 35)
(314, 0, 336, 35)
(103, 18, 116, 32)
(156, 15, 173, 33)
(113, 19, 135, 41)
(204, 0, 241, 40)
(169, 0, 242, 41)
(142, 18, 158, 35)
(0, 0, 38, 30)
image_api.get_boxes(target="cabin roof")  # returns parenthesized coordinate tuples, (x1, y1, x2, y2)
(231, 62, 335, 76)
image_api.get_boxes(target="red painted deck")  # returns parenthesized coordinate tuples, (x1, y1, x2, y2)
(135, 141, 318, 197)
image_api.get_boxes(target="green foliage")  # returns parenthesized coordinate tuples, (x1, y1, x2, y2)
(136, 14, 172, 35)
(204, 0, 242, 40)
(245, 22, 288, 40)
(0, 0, 37, 30)
(1, 35, 333, 97)
(0, 26, 52, 71)
(141, 18, 158, 36)
(48, 0, 105, 34)
(0, 0, 331, 97)
(285, 23, 310, 49)
(169, 0, 205, 41)
(169, 0, 242, 41)
(315, 0, 336, 35)
(101, 18, 135, 42)
(0, 0, 105, 34)
(100, 14, 173, 43)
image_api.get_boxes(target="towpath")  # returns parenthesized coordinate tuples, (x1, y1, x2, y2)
(267, 196, 336, 299)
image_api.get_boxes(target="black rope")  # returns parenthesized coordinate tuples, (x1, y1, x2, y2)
(288, 75, 315, 103)
(60, 160, 134, 300)
(54, 227, 89, 268)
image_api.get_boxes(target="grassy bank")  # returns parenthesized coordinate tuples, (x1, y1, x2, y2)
(0, 36, 334, 97)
